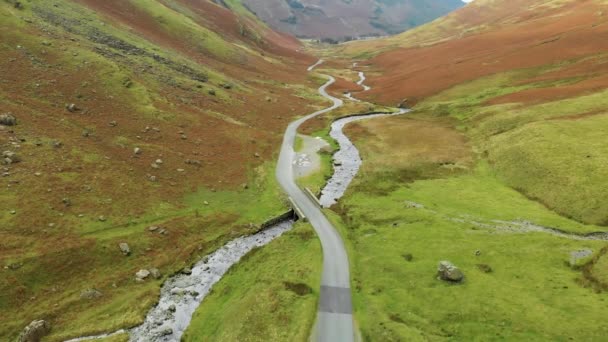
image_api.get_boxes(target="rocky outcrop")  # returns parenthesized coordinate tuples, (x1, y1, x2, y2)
(437, 261, 464, 282)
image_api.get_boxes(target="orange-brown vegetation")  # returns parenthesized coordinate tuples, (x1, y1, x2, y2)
(356, 0, 608, 106)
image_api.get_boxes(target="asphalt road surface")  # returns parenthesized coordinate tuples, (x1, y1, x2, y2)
(275, 74, 355, 342)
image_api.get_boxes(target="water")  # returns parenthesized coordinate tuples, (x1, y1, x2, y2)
(65, 71, 406, 342)
(319, 110, 408, 208)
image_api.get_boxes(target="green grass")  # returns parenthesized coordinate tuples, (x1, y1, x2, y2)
(333, 198, 608, 340)
(412, 61, 608, 226)
(336, 162, 608, 340)
(183, 223, 322, 342)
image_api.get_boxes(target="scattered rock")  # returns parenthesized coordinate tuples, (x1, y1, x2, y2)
(475, 250, 482, 256)
(18, 320, 51, 342)
(398, 98, 410, 109)
(180, 134, 187, 140)
(2, 151, 20, 165)
(62, 198, 72, 207)
(133, 147, 142, 155)
(80, 288, 103, 300)
(136, 269, 150, 281)
(167, 304, 176, 312)
(6, 262, 23, 270)
(476, 264, 493, 273)
(52, 140, 63, 148)
(402, 253, 414, 262)
(109, 121, 118, 127)
(185, 159, 201, 167)
(98, 215, 107, 222)
(182, 267, 192, 275)
(221, 83, 233, 90)
(148, 226, 159, 232)
(66, 103, 79, 113)
(81, 129, 91, 138)
(208, 89, 216, 96)
(0, 113, 17, 126)
(158, 327, 173, 337)
(119, 242, 131, 256)
(437, 261, 464, 283)
(149, 268, 161, 279)
(254, 153, 260, 158)
(170, 287, 186, 296)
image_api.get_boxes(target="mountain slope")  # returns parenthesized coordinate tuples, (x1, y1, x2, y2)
(242, 0, 464, 40)
(0, 0, 321, 340)
(317, 0, 608, 339)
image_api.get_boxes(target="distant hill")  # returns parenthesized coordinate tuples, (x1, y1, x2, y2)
(241, 0, 465, 40)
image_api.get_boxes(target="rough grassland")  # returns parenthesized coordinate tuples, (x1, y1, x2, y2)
(183, 223, 322, 341)
(333, 112, 608, 340)
(0, 0, 320, 340)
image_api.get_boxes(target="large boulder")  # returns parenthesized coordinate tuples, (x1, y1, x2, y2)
(18, 320, 51, 342)
(437, 261, 464, 283)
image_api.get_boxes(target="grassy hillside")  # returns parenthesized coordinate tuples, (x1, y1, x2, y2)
(333, 0, 608, 226)
(0, 0, 322, 340)
(312, 0, 608, 339)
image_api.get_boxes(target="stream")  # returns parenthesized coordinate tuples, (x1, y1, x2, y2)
(65, 67, 402, 341)
(319, 110, 408, 208)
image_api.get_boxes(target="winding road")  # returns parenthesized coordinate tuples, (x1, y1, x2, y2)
(276, 73, 355, 341)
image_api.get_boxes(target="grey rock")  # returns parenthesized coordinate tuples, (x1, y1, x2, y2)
(158, 327, 173, 336)
(66, 103, 79, 113)
(133, 147, 142, 155)
(170, 287, 185, 296)
(18, 320, 51, 342)
(136, 269, 150, 281)
(437, 261, 464, 283)
(119, 242, 131, 256)
(2, 151, 20, 165)
(149, 268, 161, 279)
(80, 288, 103, 300)
(0, 113, 17, 126)
(148, 225, 159, 232)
